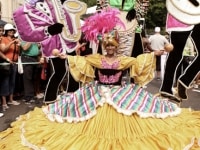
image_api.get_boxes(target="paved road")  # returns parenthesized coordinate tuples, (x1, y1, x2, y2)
(0, 78, 200, 132)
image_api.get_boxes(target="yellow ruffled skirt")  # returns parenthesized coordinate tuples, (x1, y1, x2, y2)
(0, 104, 200, 150)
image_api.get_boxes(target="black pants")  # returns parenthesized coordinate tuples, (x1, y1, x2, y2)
(160, 31, 190, 95)
(160, 24, 200, 95)
(43, 57, 66, 103)
(179, 24, 200, 87)
(44, 57, 79, 103)
(22, 55, 39, 100)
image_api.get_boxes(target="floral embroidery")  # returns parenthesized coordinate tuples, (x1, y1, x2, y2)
(98, 58, 122, 84)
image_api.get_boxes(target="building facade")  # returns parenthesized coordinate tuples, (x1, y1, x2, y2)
(0, 0, 24, 23)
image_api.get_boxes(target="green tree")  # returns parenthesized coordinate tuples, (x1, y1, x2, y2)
(145, 0, 167, 33)
(80, 0, 96, 7)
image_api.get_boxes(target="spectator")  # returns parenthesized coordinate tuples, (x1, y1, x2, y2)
(149, 27, 169, 80)
(20, 41, 41, 104)
(0, 23, 20, 111)
(141, 30, 153, 53)
(0, 25, 5, 117)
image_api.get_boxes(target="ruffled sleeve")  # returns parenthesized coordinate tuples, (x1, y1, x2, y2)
(67, 55, 95, 84)
(120, 52, 156, 86)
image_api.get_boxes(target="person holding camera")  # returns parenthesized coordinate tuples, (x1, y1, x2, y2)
(0, 23, 20, 111)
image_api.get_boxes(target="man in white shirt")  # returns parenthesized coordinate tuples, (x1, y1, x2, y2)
(149, 27, 169, 80)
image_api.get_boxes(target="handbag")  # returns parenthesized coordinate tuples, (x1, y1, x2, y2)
(18, 56, 23, 74)
(41, 57, 48, 80)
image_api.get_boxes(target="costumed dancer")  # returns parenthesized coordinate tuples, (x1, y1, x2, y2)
(13, 0, 87, 104)
(95, 0, 150, 83)
(160, 0, 200, 104)
(2, 8, 200, 150)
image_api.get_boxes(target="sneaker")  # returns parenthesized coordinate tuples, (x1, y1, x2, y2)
(8, 100, 20, 105)
(0, 113, 4, 118)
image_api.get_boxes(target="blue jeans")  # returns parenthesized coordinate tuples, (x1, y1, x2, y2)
(0, 64, 17, 96)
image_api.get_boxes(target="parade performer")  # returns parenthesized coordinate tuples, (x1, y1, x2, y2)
(1, 8, 200, 150)
(160, 0, 200, 103)
(13, 0, 87, 104)
(95, 0, 150, 83)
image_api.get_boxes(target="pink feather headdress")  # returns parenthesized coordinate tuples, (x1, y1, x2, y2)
(81, 8, 125, 42)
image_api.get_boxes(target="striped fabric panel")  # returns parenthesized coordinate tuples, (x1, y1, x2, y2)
(111, 84, 177, 114)
(48, 83, 178, 119)
(48, 84, 102, 118)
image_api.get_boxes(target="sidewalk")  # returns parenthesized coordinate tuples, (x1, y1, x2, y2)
(0, 98, 43, 132)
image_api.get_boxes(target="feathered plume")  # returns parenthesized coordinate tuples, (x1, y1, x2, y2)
(81, 8, 125, 42)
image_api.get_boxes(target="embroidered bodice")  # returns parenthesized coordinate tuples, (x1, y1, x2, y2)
(97, 58, 123, 85)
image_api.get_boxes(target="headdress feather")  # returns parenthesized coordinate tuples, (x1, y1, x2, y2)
(81, 8, 125, 42)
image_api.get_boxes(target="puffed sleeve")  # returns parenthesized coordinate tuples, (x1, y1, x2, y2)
(67, 55, 95, 84)
(132, 52, 156, 86)
(120, 52, 156, 86)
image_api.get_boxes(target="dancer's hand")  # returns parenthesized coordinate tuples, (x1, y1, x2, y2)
(154, 50, 164, 56)
(59, 53, 67, 59)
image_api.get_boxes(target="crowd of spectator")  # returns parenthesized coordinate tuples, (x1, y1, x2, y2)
(0, 23, 49, 117)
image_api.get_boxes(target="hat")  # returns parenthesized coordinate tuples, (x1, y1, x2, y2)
(155, 27, 160, 32)
(4, 23, 16, 31)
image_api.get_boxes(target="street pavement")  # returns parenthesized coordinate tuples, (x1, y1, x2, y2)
(0, 78, 200, 132)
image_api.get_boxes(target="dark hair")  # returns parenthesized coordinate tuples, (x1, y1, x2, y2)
(3, 30, 15, 37)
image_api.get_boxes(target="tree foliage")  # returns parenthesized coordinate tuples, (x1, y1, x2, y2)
(80, 0, 96, 7)
(145, 0, 167, 33)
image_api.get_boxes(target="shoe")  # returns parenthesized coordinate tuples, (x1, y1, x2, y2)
(156, 77, 161, 81)
(25, 100, 31, 105)
(36, 93, 44, 99)
(8, 100, 20, 105)
(2, 105, 9, 111)
(177, 81, 188, 100)
(0, 113, 4, 117)
(160, 93, 181, 103)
